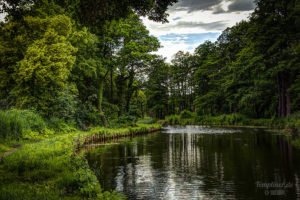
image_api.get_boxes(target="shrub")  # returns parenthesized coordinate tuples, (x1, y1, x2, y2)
(166, 115, 180, 125)
(136, 118, 156, 124)
(180, 110, 194, 119)
(156, 120, 167, 125)
(103, 101, 119, 120)
(48, 117, 76, 133)
(117, 114, 137, 126)
(49, 85, 79, 122)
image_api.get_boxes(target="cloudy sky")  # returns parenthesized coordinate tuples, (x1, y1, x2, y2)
(142, 0, 256, 62)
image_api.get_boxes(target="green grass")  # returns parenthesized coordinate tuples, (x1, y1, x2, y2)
(0, 124, 161, 200)
(0, 144, 12, 155)
(136, 118, 156, 124)
(0, 109, 46, 140)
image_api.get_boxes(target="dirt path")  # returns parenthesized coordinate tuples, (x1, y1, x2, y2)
(0, 147, 20, 160)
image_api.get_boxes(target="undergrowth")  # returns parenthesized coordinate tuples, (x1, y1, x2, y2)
(0, 109, 46, 140)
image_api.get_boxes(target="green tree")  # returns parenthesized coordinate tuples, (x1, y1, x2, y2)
(116, 14, 160, 114)
(146, 56, 169, 118)
(249, 0, 300, 117)
(12, 15, 76, 114)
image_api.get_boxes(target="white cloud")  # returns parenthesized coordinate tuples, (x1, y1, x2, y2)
(142, 0, 254, 62)
(142, 9, 252, 36)
(156, 37, 195, 62)
(0, 13, 6, 22)
(156, 33, 219, 62)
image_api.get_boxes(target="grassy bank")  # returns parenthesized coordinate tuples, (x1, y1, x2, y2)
(0, 123, 161, 200)
(163, 111, 300, 132)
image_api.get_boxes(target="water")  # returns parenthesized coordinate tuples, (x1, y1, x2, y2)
(86, 125, 300, 199)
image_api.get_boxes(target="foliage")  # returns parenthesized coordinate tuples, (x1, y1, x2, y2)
(0, 109, 46, 140)
(0, 0, 172, 129)
(144, 0, 300, 120)
(0, 0, 178, 199)
(11, 15, 76, 114)
(0, 144, 12, 154)
(165, 115, 180, 125)
(136, 118, 156, 124)
(116, 114, 137, 126)
(162, 112, 300, 130)
(145, 56, 169, 119)
(180, 110, 195, 119)
(47, 117, 77, 134)
(49, 84, 79, 122)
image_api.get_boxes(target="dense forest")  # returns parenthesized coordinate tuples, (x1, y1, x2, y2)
(0, 0, 178, 128)
(1, 0, 300, 131)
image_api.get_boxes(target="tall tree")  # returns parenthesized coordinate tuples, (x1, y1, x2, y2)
(249, 0, 300, 117)
(116, 14, 160, 114)
(11, 15, 76, 114)
(146, 56, 169, 118)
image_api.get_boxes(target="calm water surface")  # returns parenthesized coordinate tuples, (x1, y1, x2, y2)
(86, 126, 300, 199)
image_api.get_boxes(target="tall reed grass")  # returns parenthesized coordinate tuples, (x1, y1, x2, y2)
(0, 109, 46, 140)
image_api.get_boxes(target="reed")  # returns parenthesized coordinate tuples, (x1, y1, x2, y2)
(0, 109, 46, 140)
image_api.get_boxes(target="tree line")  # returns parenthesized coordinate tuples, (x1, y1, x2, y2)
(0, 0, 299, 128)
(146, 0, 300, 120)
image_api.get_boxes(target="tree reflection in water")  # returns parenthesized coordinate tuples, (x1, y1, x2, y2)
(86, 126, 300, 200)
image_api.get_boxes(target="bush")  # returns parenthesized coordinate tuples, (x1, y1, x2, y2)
(48, 117, 77, 134)
(0, 109, 46, 140)
(136, 118, 156, 124)
(103, 101, 119, 120)
(0, 144, 11, 154)
(116, 114, 137, 126)
(180, 110, 194, 119)
(155, 120, 165, 125)
(49, 86, 79, 122)
(166, 115, 180, 125)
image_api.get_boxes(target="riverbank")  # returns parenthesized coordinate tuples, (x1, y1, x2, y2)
(0, 124, 161, 200)
(162, 112, 300, 133)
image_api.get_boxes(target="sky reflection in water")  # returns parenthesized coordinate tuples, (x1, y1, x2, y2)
(87, 126, 300, 200)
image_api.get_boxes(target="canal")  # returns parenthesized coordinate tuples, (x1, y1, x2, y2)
(86, 125, 300, 199)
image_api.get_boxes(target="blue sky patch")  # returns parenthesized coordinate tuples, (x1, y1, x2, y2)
(159, 32, 220, 46)
(172, 17, 181, 21)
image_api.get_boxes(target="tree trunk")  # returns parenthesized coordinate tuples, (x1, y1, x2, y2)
(140, 102, 144, 118)
(98, 77, 107, 126)
(285, 72, 291, 116)
(277, 73, 282, 117)
(125, 70, 135, 112)
(110, 69, 113, 102)
(277, 71, 291, 117)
